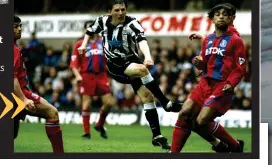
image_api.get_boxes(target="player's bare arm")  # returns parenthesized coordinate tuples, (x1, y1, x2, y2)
(71, 68, 83, 83)
(138, 40, 154, 68)
(78, 34, 91, 55)
(192, 37, 206, 70)
(14, 78, 35, 111)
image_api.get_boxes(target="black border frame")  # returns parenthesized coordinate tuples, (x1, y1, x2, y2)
(0, 0, 259, 159)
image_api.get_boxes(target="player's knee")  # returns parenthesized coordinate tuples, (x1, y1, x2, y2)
(109, 97, 117, 107)
(48, 107, 59, 120)
(177, 102, 193, 120)
(104, 98, 114, 108)
(137, 65, 148, 76)
(196, 116, 208, 126)
(178, 110, 190, 120)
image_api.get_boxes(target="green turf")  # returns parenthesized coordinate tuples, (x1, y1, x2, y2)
(14, 123, 252, 153)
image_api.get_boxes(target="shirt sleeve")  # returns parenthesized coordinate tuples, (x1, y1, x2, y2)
(69, 41, 81, 68)
(86, 16, 103, 36)
(226, 37, 247, 88)
(128, 20, 147, 43)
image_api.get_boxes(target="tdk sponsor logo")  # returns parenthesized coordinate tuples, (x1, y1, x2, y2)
(205, 47, 225, 56)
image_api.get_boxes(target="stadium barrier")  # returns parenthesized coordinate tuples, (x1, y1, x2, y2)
(19, 11, 251, 39)
(23, 108, 251, 128)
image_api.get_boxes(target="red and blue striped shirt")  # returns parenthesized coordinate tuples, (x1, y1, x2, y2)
(70, 38, 107, 73)
(197, 29, 247, 88)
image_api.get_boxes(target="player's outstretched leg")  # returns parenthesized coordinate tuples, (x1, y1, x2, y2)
(170, 98, 200, 152)
(195, 107, 244, 152)
(94, 93, 116, 139)
(81, 95, 91, 139)
(193, 121, 230, 152)
(29, 98, 64, 153)
(136, 85, 170, 150)
(207, 121, 244, 152)
(124, 63, 183, 112)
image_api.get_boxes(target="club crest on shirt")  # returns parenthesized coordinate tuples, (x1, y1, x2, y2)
(71, 55, 77, 61)
(220, 39, 227, 47)
(109, 37, 122, 49)
(239, 57, 245, 65)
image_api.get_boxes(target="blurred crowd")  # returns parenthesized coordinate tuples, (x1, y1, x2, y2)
(18, 33, 252, 111)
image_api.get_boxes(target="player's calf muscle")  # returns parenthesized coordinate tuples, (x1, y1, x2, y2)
(140, 91, 154, 103)
(137, 86, 154, 103)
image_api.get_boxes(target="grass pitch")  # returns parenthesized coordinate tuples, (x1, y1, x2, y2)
(14, 123, 251, 153)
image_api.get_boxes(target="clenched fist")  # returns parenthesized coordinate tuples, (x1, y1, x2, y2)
(192, 56, 203, 67)
(23, 98, 35, 111)
(144, 58, 154, 68)
(188, 33, 204, 40)
(78, 46, 87, 55)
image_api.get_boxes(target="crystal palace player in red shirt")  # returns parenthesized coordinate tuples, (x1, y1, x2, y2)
(170, 4, 246, 152)
(70, 20, 116, 139)
(13, 15, 64, 153)
(185, 3, 243, 152)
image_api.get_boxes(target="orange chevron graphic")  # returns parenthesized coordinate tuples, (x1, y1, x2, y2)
(11, 93, 25, 119)
(0, 93, 14, 119)
(0, 93, 26, 119)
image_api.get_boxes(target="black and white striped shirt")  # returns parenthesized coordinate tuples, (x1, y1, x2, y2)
(86, 15, 146, 60)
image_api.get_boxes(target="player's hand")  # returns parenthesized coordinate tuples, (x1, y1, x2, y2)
(75, 76, 83, 84)
(222, 84, 233, 94)
(188, 33, 203, 40)
(23, 99, 35, 112)
(192, 56, 203, 66)
(78, 46, 87, 55)
(144, 58, 154, 68)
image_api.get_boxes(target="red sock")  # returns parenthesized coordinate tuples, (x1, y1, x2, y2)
(170, 119, 192, 152)
(45, 120, 64, 153)
(96, 108, 109, 127)
(208, 121, 239, 151)
(82, 109, 90, 134)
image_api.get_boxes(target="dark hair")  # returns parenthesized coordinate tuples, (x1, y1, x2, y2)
(84, 20, 94, 29)
(224, 3, 236, 15)
(106, 0, 128, 11)
(14, 15, 21, 23)
(208, 3, 233, 19)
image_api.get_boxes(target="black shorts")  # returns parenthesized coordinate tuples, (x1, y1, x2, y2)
(106, 55, 143, 93)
